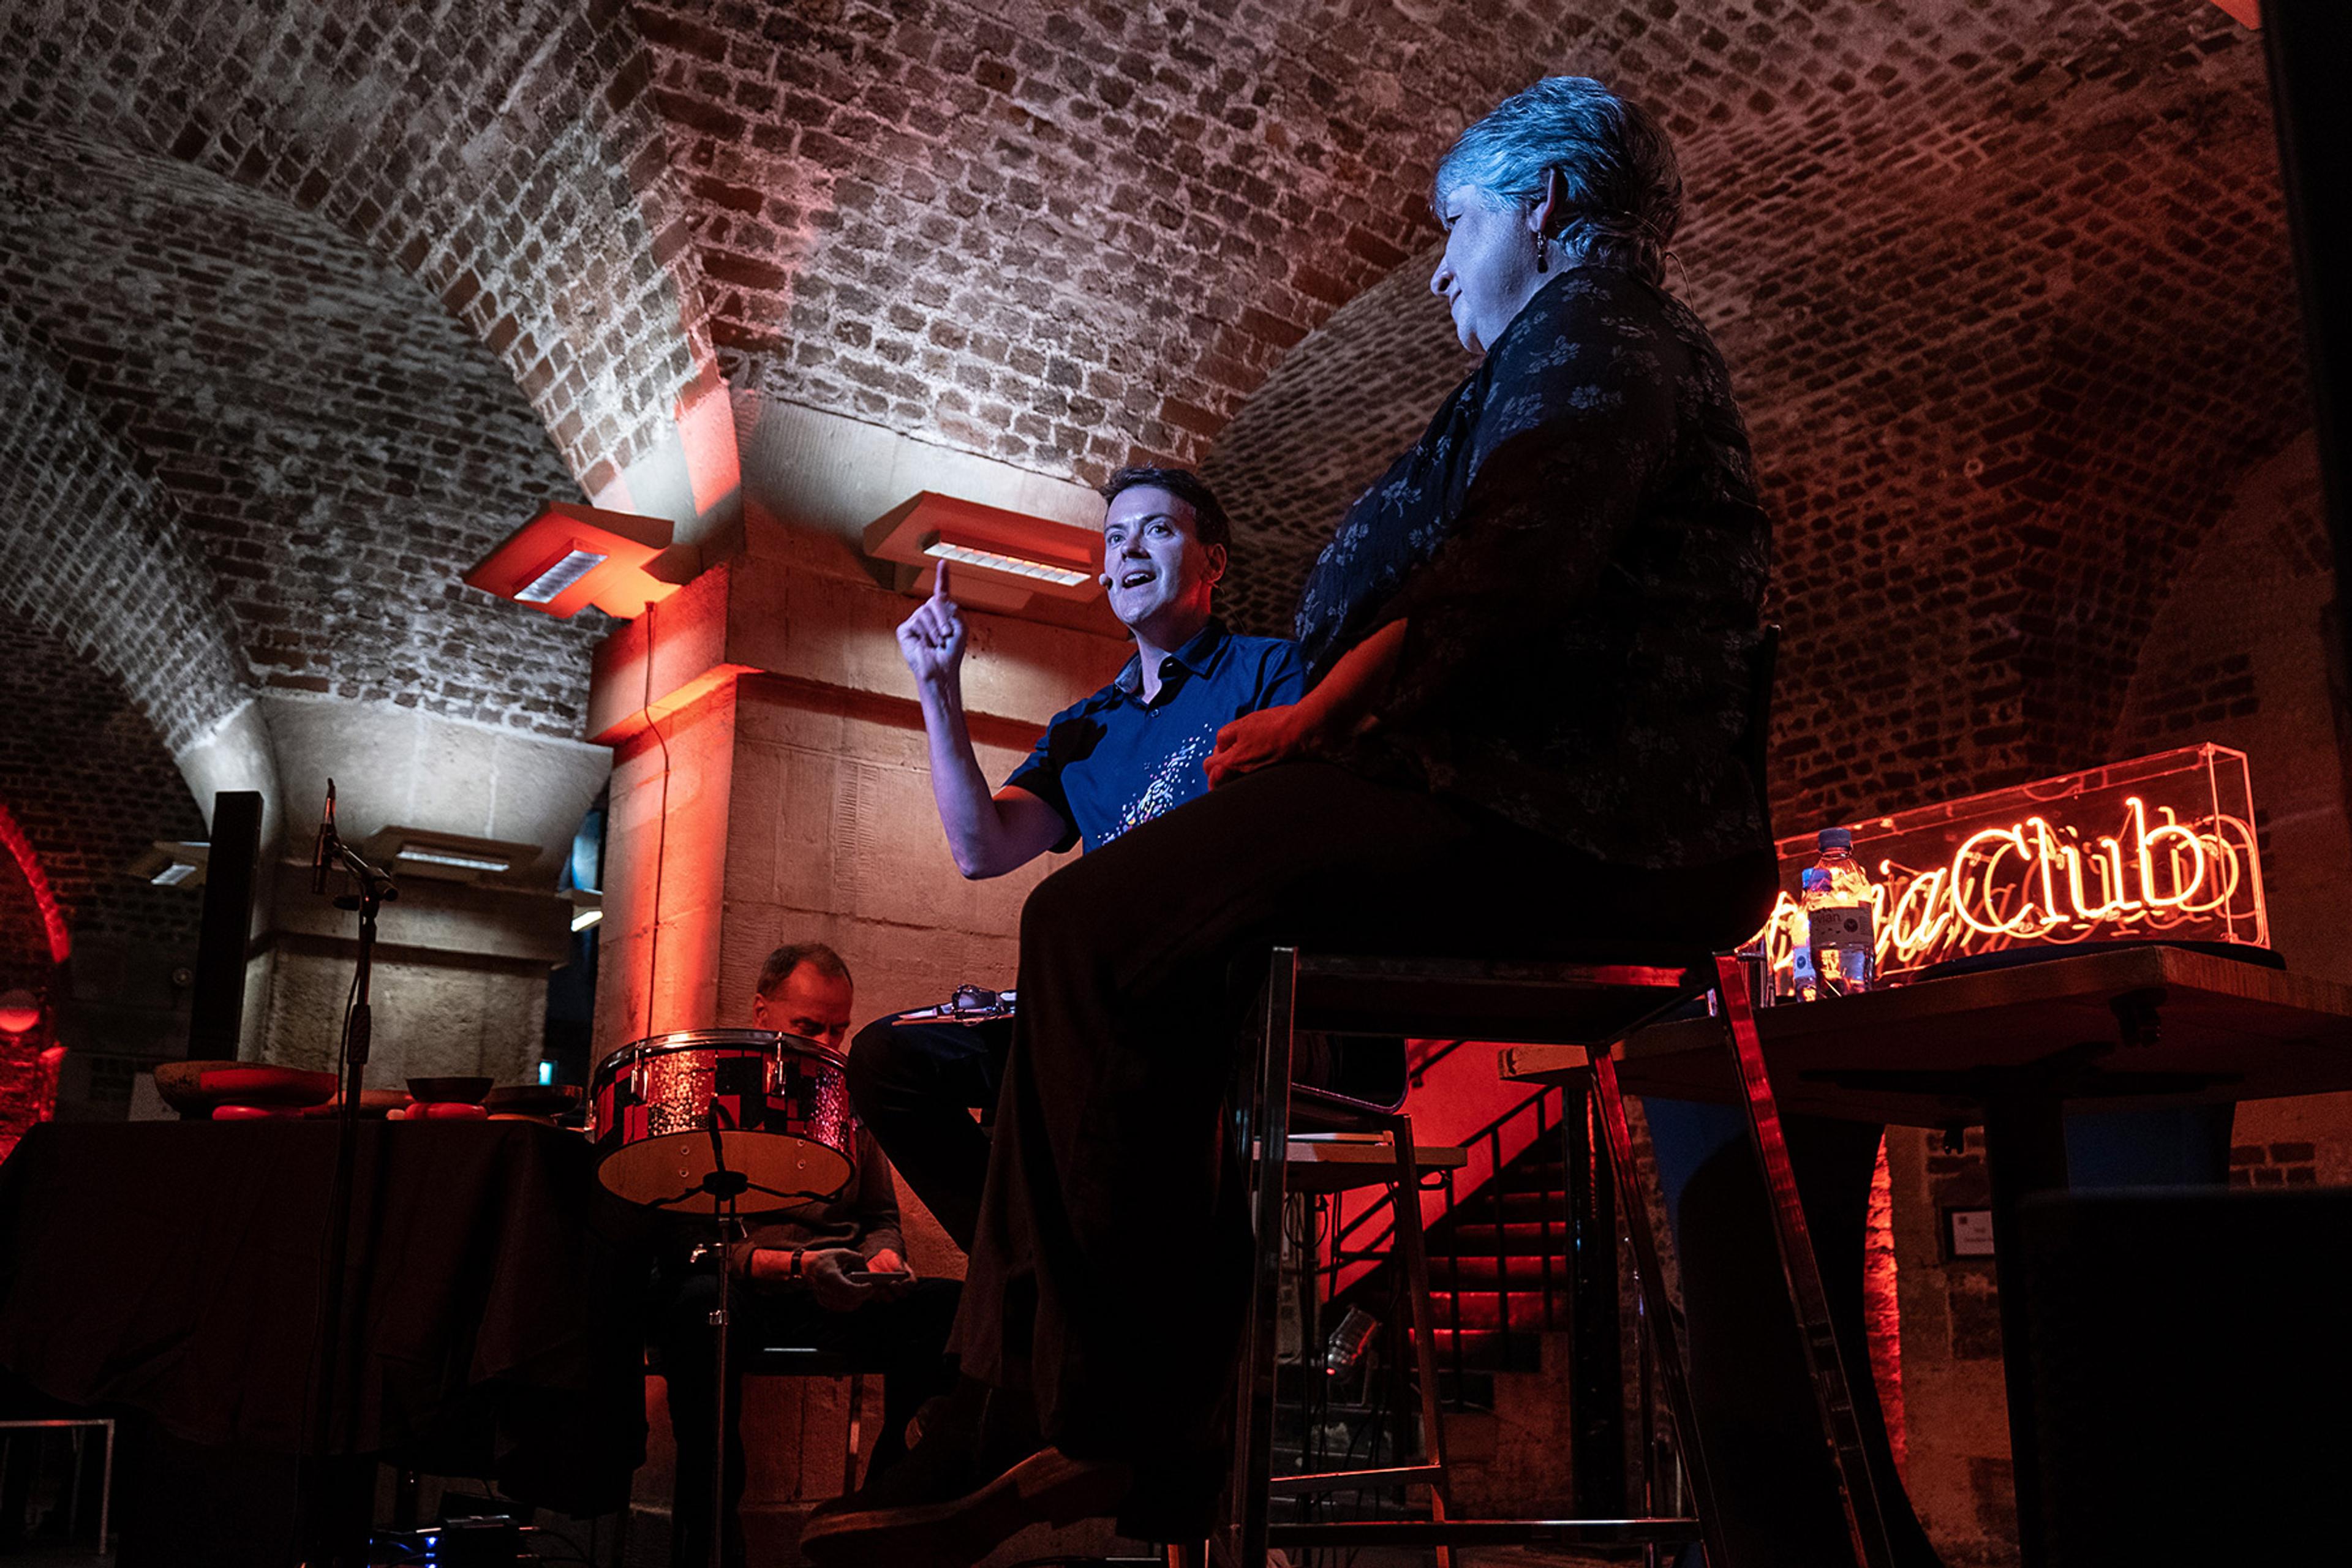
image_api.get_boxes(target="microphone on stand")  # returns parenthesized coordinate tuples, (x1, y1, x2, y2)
(312, 778, 337, 895)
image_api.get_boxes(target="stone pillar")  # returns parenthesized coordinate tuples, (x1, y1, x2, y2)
(212, 693, 611, 1090)
(588, 519, 1128, 1054)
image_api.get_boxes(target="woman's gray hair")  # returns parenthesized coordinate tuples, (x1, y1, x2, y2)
(1433, 77, 1683, 286)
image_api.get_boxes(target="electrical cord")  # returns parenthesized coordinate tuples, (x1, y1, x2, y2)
(643, 600, 672, 1038)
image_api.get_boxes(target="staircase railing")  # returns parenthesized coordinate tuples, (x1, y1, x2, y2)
(1324, 1082, 1564, 1398)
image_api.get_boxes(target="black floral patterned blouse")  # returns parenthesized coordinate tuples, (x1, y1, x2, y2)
(1294, 262, 1771, 872)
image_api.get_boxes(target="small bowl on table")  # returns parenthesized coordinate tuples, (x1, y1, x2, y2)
(405, 1076, 494, 1106)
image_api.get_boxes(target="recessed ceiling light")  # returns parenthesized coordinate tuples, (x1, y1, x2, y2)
(514, 549, 611, 604)
(922, 538, 1092, 587)
(396, 847, 513, 874)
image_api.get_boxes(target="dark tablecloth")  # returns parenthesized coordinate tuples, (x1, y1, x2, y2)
(0, 1120, 648, 1516)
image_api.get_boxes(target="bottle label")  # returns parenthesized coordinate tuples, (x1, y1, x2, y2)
(1809, 905, 1874, 951)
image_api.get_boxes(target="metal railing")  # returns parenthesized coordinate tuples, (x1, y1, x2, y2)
(1322, 1083, 1565, 1402)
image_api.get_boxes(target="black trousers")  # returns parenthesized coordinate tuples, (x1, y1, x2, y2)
(847, 1014, 1010, 1256)
(947, 760, 1774, 1536)
(847, 1014, 1408, 1259)
(656, 1269, 961, 1568)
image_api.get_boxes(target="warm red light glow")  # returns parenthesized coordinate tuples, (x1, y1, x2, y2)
(465, 502, 685, 620)
(1864, 1136, 1905, 1482)
(0, 802, 70, 965)
(1755, 744, 2264, 989)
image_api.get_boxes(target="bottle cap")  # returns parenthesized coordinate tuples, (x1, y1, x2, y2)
(1817, 826, 1854, 851)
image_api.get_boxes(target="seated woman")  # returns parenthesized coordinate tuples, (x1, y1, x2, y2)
(807, 75, 1793, 1564)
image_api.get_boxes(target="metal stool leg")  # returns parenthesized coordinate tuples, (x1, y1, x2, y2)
(1593, 1051, 1730, 1568)
(1222, 947, 1299, 1568)
(1382, 1110, 1455, 1568)
(1713, 952, 1895, 1568)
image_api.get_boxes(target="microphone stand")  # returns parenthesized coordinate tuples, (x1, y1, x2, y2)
(303, 781, 398, 1568)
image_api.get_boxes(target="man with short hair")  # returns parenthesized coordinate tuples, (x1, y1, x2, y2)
(846, 467, 1311, 1253)
(655, 942, 959, 1568)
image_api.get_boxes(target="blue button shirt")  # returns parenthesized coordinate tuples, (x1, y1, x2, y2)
(1005, 619, 1310, 853)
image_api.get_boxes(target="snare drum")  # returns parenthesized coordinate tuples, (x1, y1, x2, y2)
(587, 1029, 856, 1213)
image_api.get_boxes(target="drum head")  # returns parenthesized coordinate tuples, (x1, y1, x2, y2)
(598, 1128, 854, 1215)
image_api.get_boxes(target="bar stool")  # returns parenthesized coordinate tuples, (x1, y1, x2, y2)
(1216, 627, 1899, 1568)
(1220, 950, 1724, 1568)
(1250, 1098, 1471, 1542)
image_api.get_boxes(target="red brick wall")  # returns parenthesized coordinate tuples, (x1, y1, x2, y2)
(1202, 4, 2302, 839)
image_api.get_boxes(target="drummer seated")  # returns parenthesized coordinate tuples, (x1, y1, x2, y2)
(653, 942, 960, 1568)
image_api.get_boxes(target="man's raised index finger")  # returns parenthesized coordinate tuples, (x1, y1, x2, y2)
(931, 560, 953, 603)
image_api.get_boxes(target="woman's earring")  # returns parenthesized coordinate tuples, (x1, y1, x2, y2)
(1533, 232, 1548, 273)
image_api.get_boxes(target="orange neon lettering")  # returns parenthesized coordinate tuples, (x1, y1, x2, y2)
(1750, 773, 2264, 991)
(2130, 797, 2207, 910)
(1884, 864, 1950, 960)
(1953, 826, 2046, 938)
(2095, 835, 2142, 916)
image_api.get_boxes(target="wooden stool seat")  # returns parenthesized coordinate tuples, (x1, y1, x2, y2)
(1259, 1131, 1468, 1195)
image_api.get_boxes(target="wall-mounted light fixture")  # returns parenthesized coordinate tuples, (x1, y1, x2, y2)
(126, 841, 209, 888)
(464, 502, 689, 620)
(361, 827, 542, 884)
(863, 492, 1102, 612)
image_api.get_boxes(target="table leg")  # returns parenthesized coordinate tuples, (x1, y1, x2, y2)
(1714, 954, 1895, 1568)
(1981, 1090, 2069, 1568)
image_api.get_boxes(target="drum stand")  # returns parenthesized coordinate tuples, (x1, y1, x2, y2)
(697, 1119, 750, 1568)
(650, 1107, 833, 1568)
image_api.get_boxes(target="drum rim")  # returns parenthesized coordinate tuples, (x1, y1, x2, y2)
(594, 1028, 850, 1077)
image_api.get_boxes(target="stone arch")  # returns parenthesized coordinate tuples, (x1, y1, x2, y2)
(0, 124, 606, 747)
(0, 0, 720, 506)
(0, 329, 255, 767)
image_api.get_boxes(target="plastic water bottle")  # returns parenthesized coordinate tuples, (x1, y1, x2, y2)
(1802, 827, 1876, 996)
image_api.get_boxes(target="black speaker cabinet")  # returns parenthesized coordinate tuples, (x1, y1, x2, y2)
(2019, 1186, 2352, 1562)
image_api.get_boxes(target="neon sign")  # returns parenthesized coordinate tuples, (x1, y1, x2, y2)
(1755, 744, 2266, 990)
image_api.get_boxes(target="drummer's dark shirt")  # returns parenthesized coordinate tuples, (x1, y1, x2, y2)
(1292, 262, 1772, 872)
(724, 1124, 905, 1273)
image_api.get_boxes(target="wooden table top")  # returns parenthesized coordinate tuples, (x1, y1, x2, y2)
(1498, 945, 2352, 1126)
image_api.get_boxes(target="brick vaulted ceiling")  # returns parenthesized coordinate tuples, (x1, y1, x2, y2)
(0, 0, 2312, 834)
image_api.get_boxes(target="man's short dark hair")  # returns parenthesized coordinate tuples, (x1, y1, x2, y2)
(1099, 466, 1231, 553)
(757, 941, 852, 998)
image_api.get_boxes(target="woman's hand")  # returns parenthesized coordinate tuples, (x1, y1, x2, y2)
(1205, 704, 1317, 788)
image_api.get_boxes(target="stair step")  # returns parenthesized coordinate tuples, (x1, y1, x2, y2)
(1427, 1254, 1559, 1287)
(1419, 1327, 1545, 1372)
(1421, 1293, 1562, 1333)
(1441, 1189, 1567, 1226)
(1442, 1221, 1563, 1253)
